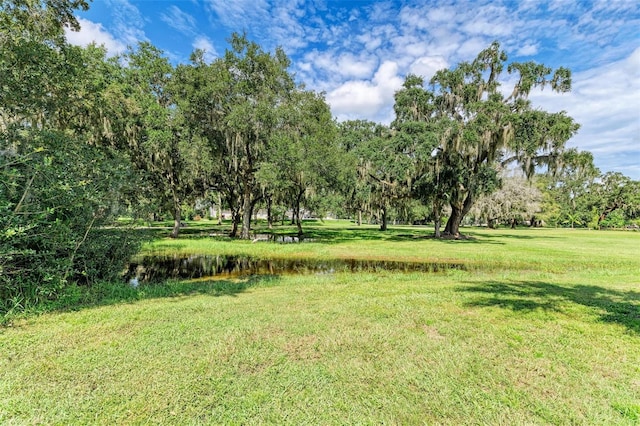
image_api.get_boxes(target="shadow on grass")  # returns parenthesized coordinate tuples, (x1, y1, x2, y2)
(137, 274, 281, 299)
(140, 220, 530, 245)
(130, 219, 563, 245)
(2, 275, 281, 326)
(459, 280, 640, 334)
(286, 225, 506, 245)
(477, 231, 558, 241)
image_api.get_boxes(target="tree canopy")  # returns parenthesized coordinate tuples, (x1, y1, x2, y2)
(391, 42, 580, 236)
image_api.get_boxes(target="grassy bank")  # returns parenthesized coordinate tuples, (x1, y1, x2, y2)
(143, 221, 639, 278)
(1, 224, 639, 424)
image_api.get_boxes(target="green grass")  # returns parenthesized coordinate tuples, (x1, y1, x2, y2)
(1, 223, 639, 424)
(143, 220, 639, 277)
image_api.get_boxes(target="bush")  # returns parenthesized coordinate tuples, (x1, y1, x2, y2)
(1, 130, 144, 317)
(599, 210, 626, 229)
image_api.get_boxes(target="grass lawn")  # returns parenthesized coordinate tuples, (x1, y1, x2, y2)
(1, 224, 639, 424)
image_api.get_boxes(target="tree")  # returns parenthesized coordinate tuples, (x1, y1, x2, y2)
(222, 34, 295, 239)
(470, 171, 543, 228)
(175, 34, 296, 239)
(392, 75, 443, 235)
(172, 51, 243, 236)
(363, 128, 418, 230)
(1, 1, 140, 314)
(537, 150, 599, 227)
(258, 90, 338, 236)
(393, 42, 579, 237)
(337, 120, 381, 226)
(113, 43, 204, 238)
(588, 172, 640, 229)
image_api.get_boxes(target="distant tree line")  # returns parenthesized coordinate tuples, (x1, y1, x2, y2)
(2, 0, 638, 314)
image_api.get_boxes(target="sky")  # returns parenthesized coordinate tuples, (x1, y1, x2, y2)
(65, 0, 640, 179)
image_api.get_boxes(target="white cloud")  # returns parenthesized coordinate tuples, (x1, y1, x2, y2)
(426, 5, 457, 24)
(409, 56, 448, 80)
(302, 50, 378, 81)
(205, 0, 270, 31)
(337, 53, 378, 79)
(193, 0, 639, 177)
(356, 32, 382, 51)
(192, 35, 217, 63)
(327, 60, 403, 123)
(161, 5, 197, 36)
(460, 4, 514, 37)
(457, 37, 492, 59)
(516, 43, 539, 56)
(327, 80, 384, 117)
(106, 0, 147, 46)
(367, 1, 396, 23)
(529, 48, 640, 176)
(65, 17, 126, 56)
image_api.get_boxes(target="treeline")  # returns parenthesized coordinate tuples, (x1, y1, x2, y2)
(2, 1, 639, 314)
(468, 159, 640, 230)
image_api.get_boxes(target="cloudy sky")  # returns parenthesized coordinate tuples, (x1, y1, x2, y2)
(66, 0, 640, 178)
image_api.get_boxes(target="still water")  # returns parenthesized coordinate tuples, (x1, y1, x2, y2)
(125, 254, 466, 282)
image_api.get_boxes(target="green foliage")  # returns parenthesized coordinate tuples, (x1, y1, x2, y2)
(538, 153, 639, 229)
(392, 42, 579, 236)
(3, 0, 635, 324)
(0, 130, 142, 316)
(598, 209, 625, 229)
(590, 172, 640, 229)
(0, 0, 145, 316)
(336, 120, 380, 224)
(337, 120, 421, 230)
(108, 43, 208, 238)
(257, 90, 339, 235)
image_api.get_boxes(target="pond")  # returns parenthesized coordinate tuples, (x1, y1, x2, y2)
(125, 254, 466, 282)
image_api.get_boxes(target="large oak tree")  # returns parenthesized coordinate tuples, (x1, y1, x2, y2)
(393, 42, 580, 236)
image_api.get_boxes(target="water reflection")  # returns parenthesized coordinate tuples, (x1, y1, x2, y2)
(125, 255, 466, 282)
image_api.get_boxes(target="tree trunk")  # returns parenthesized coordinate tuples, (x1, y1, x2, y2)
(444, 204, 463, 236)
(433, 202, 442, 238)
(444, 191, 475, 237)
(230, 217, 238, 237)
(296, 214, 303, 237)
(266, 196, 273, 229)
(227, 191, 241, 237)
(170, 204, 181, 238)
(598, 205, 617, 230)
(294, 191, 304, 237)
(230, 208, 240, 238)
(380, 205, 388, 231)
(487, 218, 495, 229)
(217, 193, 222, 225)
(240, 188, 252, 240)
(357, 210, 362, 226)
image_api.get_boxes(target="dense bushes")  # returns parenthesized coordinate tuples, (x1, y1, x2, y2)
(0, 130, 142, 317)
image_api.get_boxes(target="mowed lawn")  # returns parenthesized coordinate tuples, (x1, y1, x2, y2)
(1, 226, 639, 424)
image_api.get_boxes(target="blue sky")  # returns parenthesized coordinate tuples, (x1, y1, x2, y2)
(65, 0, 640, 178)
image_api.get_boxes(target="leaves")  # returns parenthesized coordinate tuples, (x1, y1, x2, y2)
(391, 41, 579, 235)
